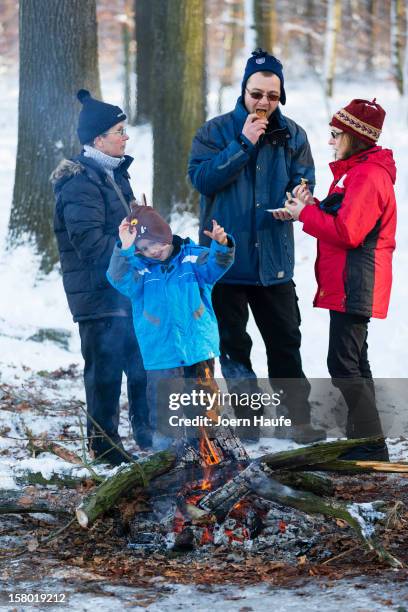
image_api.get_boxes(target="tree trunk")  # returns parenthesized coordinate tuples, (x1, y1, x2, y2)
(403, 0, 408, 121)
(323, 0, 341, 98)
(134, 0, 153, 124)
(390, 0, 404, 94)
(151, 0, 206, 218)
(122, 10, 136, 125)
(9, 0, 101, 273)
(217, 0, 245, 114)
(253, 0, 277, 53)
(364, 0, 376, 72)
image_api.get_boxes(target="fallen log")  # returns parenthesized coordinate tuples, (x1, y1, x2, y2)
(261, 436, 386, 471)
(0, 489, 75, 515)
(75, 449, 177, 528)
(273, 470, 335, 497)
(315, 460, 408, 473)
(15, 470, 98, 489)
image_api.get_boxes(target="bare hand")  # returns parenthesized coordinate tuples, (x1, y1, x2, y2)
(284, 197, 306, 221)
(271, 208, 293, 221)
(203, 219, 228, 245)
(119, 218, 136, 250)
(293, 183, 314, 205)
(241, 113, 268, 145)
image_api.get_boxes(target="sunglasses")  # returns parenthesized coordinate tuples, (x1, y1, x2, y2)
(246, 88, 280, 102)
(330, 130, 343, 139)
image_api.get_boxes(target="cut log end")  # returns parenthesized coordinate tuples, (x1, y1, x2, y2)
(76, 507, 89, 529)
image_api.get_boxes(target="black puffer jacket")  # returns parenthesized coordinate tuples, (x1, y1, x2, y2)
(52, 154, 134, 322)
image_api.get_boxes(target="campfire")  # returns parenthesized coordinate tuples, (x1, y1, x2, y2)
(72, 403, 408, 569)
(112, 424, 403, 567)
(171, 425, 255, 550)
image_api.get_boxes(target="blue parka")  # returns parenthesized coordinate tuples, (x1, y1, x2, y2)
(188, 99, 315, 285)
(52, 154, 134, 322)
(107, 236, 235, 370)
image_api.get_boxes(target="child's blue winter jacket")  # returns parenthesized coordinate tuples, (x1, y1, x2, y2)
(107, 235, 235, 370)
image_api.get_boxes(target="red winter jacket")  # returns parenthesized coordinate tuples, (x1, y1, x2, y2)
(299, 146, 396, 319)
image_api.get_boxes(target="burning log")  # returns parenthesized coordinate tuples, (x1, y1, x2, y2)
(75, 449, 177, 528)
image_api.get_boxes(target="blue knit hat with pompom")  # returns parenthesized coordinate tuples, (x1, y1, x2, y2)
(241, 48, 286, 105)
(76, 89, 126, 144)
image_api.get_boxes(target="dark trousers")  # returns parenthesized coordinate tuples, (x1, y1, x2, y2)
(328, 311, 383, 438)
(212, 282, 311, 424)
(78, 317, 150, 450)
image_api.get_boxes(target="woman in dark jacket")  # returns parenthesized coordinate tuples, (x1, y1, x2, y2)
(274, 99, 397, 460)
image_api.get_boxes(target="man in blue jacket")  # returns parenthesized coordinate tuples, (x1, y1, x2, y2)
(188, 49, 325, 444)
(52, 90, 149, 466)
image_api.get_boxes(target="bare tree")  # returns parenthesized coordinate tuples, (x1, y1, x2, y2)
(391, 0, 404, 94)
(403, 0, 408, 119)
(323, 0, 341, 98)
(9, 0, 101, 272)
(217, 0, 245, 113)
(134, 0, 154, 125)
(254, 0, 278, 53)
(122, 4, 136, 124)
(151, 0, 206, 218)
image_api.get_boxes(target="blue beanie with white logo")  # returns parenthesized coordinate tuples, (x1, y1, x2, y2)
(241, 48, 286, 105)
(76, 89, 127, 144)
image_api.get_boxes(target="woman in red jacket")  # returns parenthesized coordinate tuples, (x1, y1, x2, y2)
(274, 99, 397, 461)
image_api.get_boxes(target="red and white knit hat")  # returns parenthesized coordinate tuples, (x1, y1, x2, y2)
(330, 98, 385, 145)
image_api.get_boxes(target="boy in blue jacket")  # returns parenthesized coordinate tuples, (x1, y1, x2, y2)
(107, 205, 235, 449)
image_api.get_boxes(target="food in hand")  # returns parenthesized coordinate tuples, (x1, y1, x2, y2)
(127, 201, 139, 233)
(255, 109, 267, 118)
(300, 177, 309, 186)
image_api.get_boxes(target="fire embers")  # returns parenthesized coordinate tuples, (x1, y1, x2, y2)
(173, 488, 265, 551)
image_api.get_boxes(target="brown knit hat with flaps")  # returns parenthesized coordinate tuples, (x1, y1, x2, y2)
(127, 204, 173, 245)
(330, 98, 385, 145)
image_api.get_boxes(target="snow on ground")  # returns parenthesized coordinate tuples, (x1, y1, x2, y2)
(2, 571, 408, 611)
